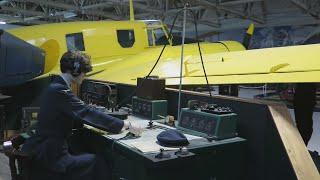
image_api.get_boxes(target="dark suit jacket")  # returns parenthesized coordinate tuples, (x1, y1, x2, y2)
(22, 76, 124, 173)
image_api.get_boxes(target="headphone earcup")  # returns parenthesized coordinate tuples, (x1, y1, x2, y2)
(72, 59, 81, 76)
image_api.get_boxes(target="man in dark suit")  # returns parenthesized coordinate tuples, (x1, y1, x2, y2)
(293, 36, 319, 146)
(293, 83, 317, 145)
(22, 51, 142, 180)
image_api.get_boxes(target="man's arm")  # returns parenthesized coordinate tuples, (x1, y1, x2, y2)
(56, 88, 124, 134)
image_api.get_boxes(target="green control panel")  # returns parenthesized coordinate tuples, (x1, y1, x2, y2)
(177, 108, 237, 140)
(132, 96, 167, 119)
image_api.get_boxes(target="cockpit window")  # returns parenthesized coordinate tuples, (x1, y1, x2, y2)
(163, 25, 172, 40)
(144, 20, 170, 46)
(66, 33, 85, 51)
(154, 28, 169, 46)
(117, 30, 135, 48)
(147, 29, 154, 46)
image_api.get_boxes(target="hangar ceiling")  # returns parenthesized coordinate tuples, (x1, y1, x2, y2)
(0, 0, 320, 34)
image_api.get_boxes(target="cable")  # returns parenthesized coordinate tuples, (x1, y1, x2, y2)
(188, 8, 212, 97)
(115, 9, 184, 110)
(188, 8, 232, 98)
(117, 5, 228, 109)
(214, 41, 230, 52)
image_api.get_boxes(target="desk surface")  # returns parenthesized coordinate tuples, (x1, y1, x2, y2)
(81, 115, 246, 180)
(85, 115, 244, 154)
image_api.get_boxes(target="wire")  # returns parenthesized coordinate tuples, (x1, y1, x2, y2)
(188, 8, 212, 97)
(115, 9, 184, 110)
(116, 5, 227, 108)
(214, 41, 230, 52)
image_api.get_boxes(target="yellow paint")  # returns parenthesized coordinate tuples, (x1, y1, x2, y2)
(7, 19, 319, 86)
(130, 0, 135, 21)
(7, 20, 246, 85)
(40, 39, 60, 73)
(246, 23, 255, 35)
(88, 43, 320, 85)
(270, 63, 289, 73)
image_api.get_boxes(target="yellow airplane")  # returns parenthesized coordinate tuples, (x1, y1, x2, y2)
(2, 20, 246, 86)
(0, 0, 249, 130)
(0, 0, 251, 88)
(2, 20, 320, 88)
(1, 3, 320, 179)
(1, 0, 319, 88)
(0, 1, 320, 87)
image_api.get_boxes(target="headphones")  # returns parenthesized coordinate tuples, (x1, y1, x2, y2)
(60, 51, 92, 76)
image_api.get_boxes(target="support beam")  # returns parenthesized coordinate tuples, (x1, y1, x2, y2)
(107, 0, 163, 14)
(11, 0, 121, 20)
(14, 0, 77, 10)
(135, 5, 219, 28)
(0, 6, 84, 22)
(291, 0, 309, 11)
(261, 0, 267, 20)
(192, 0, 265, 24)
(81, 2, 113, 10)
(291, 0, 319, 19)
(221, 0, 263, 6)
(0, 6, 45, 16)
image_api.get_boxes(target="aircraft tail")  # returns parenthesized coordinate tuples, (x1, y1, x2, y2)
(242, 23, 255, 49)
(129, 0, 135, 21)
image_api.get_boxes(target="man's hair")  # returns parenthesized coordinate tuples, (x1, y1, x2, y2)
(60, 51, 92, 76)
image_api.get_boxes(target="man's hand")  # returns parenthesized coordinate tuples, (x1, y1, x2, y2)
(123, 121, 143, 136)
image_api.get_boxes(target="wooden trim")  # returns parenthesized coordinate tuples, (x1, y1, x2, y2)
(166, 87, 283, 105)
(268, 105, 320, 180)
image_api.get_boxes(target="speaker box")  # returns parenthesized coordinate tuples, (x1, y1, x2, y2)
(218, 85, 239, 97)
(137, 77, 165, 100)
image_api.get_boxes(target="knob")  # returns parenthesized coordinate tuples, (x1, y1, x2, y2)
(148, 120, 154, 128)
(175, 147, 189, 156)
(155, 148, 171, 159)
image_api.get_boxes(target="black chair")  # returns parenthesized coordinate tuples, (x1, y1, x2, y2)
(3, 135, 32, 180)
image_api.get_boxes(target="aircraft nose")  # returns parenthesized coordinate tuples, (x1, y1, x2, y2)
(0, 30, 46, 87)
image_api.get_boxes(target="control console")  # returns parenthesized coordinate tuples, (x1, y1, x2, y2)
(177, 106, 237, 140)
(80, 80, 117, 109)
(77, 115, 246, 180)
(132, 96, 167, 119)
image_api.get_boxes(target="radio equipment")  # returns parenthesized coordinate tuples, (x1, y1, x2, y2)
(177, 107, 237, 140)
(132, 96, 167, 119)
(80, 80, 117, 109)
(136, 77, 165, 100)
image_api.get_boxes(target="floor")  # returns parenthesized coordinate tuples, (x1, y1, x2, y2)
(0, 87, 319, 180)
(0, 152, 10, 180)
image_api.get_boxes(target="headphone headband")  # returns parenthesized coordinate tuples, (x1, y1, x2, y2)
(60, 51, 92, 76)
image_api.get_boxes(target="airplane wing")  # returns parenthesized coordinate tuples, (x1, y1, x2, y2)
(89, 43, 320, 85)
